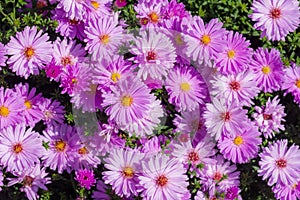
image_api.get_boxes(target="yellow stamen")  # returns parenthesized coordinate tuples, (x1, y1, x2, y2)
(0, 106, 9, 117)
(121, 96, 133, 107)
(13, 143, 23, 153)
(55, 140, 66, 152)
(227, 50, 235, 59)
(175, 34, 184, 45)
(262, 65, 271, 74)
(201, 35, 211, 45)
(78, 147, 88, 155)
(148, 12, 159, 23)
(99, 34, 110, 45)
(123, 166, 134, 178)
(111, 72, 121, 83)
(24, 100, 32, 109)
(91, 1, 99, 9)
(295, 80, 300, 88)
(24, 47, 35, 59)
(180, 82, 191, 92)
(233, 136, 243, 146)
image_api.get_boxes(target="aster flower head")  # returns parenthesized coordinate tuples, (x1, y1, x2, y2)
(282, 63, 300, 105)
(211, 70, 260, 106)
(102, 148, 144, 198)
(84, 13, 124, 60)
(203, 98, 249, 140)
(138, 154, 189, 200)
(45, 58, 63, 81)
(39, 98, 65, 127)
(42, 124, 81, 173)
(14, 83, 43, 126)
(218, 124, 262, 164)
(0, 124, 44, 172)
(75, 169, 96, 190)
(52, 38, 85, 68)
(7, 164, 51, 200)
(0, 43, 7, 69)
(161, 0, 190, 21)
(215, 31, 252, 75)
(6, 26, 52, 79)
(249, 47, 284, 93)
(252, 96, 286, 138)
(101, 75, 154, 128)
(273, 181, 300, 200)
(249, 0, 300, 41)
(258, 139, 300, 186)
(0, 87, 25, 130)
(130, 28, 176, 81)
(165, 65, 208, 111)
(52, 8, 86, 40)
(58, 0, 86, 21)
(185, 17, 226, 64)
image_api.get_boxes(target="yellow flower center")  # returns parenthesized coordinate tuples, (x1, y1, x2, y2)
(99, 34, 110, 45)
(201, 35, 211, 45)
(295, 80, 300, 88)
(0, 106, 10, 117)
(24, 47, 35, 59)
(175, 34, 184, 45)
(61, 56, 73, 67)
(180, 82, 191, 92)
(111, 72, 121, 83)
(121, 96, 133, 107)
(13, 143, 23, 153)
(156, 175, 168, 187)
(148, 12, 159, 23)
(55, 140, 67, 152)
(72, 78, 78, 84)
(91, 1, 99, 9)
(24, 100, 32, 109)
(78, 146, 88, 155)
(233, 136, 243, 146)
(227, 50, 235, 59)
(262, 65, 271, 74)
(123, 166, 134, 178)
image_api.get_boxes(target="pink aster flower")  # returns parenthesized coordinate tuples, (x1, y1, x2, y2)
(0, 124, 44, 172)
(282, 63, 300, 105)
(42, 124, 81, 173)
(39, 98, 65, 127)
(252, 96, 286, 138)
(102, 148, 144, 198)
(249, 0, 300, 41)
(84, 13, 124, 60)
(165, 65, 207, 111)
(200, 155, 240, 192)
(249, 47, 284, 93)
(184, 17, 226, 64)
(138, 154, 189, 200)
(218, 124, 262, 164)
(215, 31, 252, 75)
(130, 28, 176, 81)
(45, 59, 63, 81)
(52, 8, 86, 40)
(258, 139, 300, 186)
(75, 169, 96, 190)
(115, 0, 127, 8)
(172, 139, 216, 169)
(0, 87, 25, 130)
(14, 83, 43, 126)
(7, 164, 51, 200)
(6, 26, 52, 79)
(203, 98, 249, 140)
(52, 38, 85, 68)
(92, 180, 111, 200)
(273, 181, 300, 200)
(0, 43, 7, 69)
(211, 70, 259, 106)
(101, 75, 154, 127)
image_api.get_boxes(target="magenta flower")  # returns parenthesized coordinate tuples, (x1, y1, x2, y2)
(282, 63, 300, 105)
(130, 28, 176, 81)
(203, 98, 249, 140)
(273, 181, 300, 200)
(84, 13, 123, 60)
(41, 124, 81, 173)
(218, 124, 262, 164)
(211, 70, 259, 106)
(252, 96, 286, 138)
(138, 154, 189, 200)
(7, 164, 51, 200)
(57, 0, 85, 20)
(161, 0, 190, 21)
(215, 31, 252, 75)
(102, 148, 144, 198)
(75, 169, 96, 190)
(6, 26, 52, 79)
(39, 98, 65, 127)
(52, 38, 85, 68)
(0, 43, 7, 69)
(185, 17, 226, 63)
(115, 0, 127, 8)
(258, 139, 300, 186)
(249, 47, 284, 93)
(165, 65, 207, 111)
(0, 124, 44, 172)
(102, 75, 154, 127)
(249, 0, 300, 41)
(14, 83, 43, 126)
(52, 8, 86, 40)
(45, 59, 63, 81)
